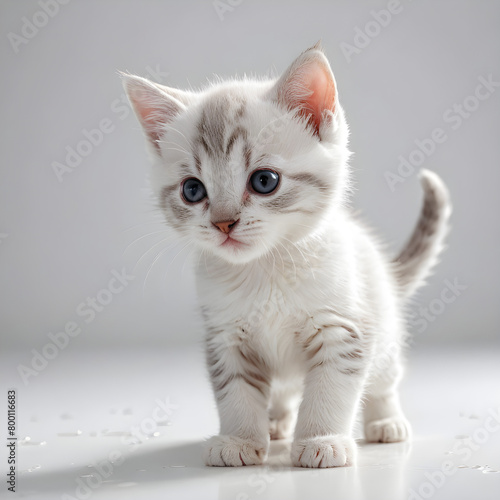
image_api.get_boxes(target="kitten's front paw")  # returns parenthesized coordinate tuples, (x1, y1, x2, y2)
(291, 435, 357, 468)
(365, 416, 411, 443)
(204, 435, 268, 467)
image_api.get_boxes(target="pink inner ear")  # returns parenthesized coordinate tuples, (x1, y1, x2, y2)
(296, 61, 336, 136)
(125, 77, 184, 151)
(134, 96, 157, 128)
(130, 88, 170, 145)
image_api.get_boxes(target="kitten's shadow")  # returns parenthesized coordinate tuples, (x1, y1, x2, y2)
(20, 441, 205, 494)
(20, 440, 295, 495)
(19, 438, 411, 494)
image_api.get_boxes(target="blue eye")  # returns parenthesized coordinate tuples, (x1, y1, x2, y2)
(182, 178, 207, 203)
(249, 169, 280, 194)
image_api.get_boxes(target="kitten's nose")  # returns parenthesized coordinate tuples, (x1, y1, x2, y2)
(212, 219, 239, 234)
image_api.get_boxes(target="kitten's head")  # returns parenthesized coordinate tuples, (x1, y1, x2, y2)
(123, 45, 351, 264)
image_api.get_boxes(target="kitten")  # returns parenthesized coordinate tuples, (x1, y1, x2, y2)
(122, 44, 451, 468)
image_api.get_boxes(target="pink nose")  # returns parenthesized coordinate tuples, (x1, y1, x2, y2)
(212, 220, 239, 234)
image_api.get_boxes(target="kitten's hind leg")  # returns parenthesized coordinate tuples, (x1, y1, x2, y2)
(268, 380, 301, 440)
(363, 347, 411, 443)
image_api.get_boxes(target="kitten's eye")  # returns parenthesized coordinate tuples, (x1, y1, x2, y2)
(182, 178, 207, 203)
(249, 169, 280, 195)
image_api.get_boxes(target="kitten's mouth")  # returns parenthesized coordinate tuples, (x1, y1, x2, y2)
(221, 236, 246, 249)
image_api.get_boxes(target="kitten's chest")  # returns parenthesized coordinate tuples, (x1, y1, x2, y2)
(196, 251, 340, 374)
(196, 254, 322, 332)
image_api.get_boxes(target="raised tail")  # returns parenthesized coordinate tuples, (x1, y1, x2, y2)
(393, 169, 452, 299)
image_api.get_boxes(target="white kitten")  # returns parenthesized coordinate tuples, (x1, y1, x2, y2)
(122, 44, 451, 468)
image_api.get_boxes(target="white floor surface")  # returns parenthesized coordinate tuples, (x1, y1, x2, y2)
(1, 346, 499, 500)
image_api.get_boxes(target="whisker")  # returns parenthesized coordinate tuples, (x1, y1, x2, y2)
(170, 158, 191, 168)
(196, 247, 205, 270)
(279, 241, 297, 283)
(181, 246, 196, 277)
(122, 220, 165, 233)
(162, 143, 190, 156)
(293, 222, 318, 231)
(166, 127, 194, 149)
(133, 236, 175, 273)
(259, 238, 274, 270)
(162, 146, 190, 156)
(274, 243, 285, 270)
(122, 229, 169, 255)
(163, 240, 192, 276)
(203, 250, 209, 276)
(142, 245, 178, 296)
(142, 238, 192, 296)
(160, 238, 190, 284)
(282, 236, 316, 281)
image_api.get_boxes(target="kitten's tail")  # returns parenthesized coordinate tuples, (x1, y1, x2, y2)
(393, 169, 452, 299)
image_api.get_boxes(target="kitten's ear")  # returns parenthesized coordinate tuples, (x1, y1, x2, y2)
(270, 44, 337, 138)
(121, 73, 188, 153)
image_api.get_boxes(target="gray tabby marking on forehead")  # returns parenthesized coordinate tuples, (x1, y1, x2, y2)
(194, 154, 202, 174)
(225, 127, 248, 156)
(197, 92, 247, 158)
(235, 101, 246, 119)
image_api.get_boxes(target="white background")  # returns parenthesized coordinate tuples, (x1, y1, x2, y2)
(1, 0, 499, 350)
